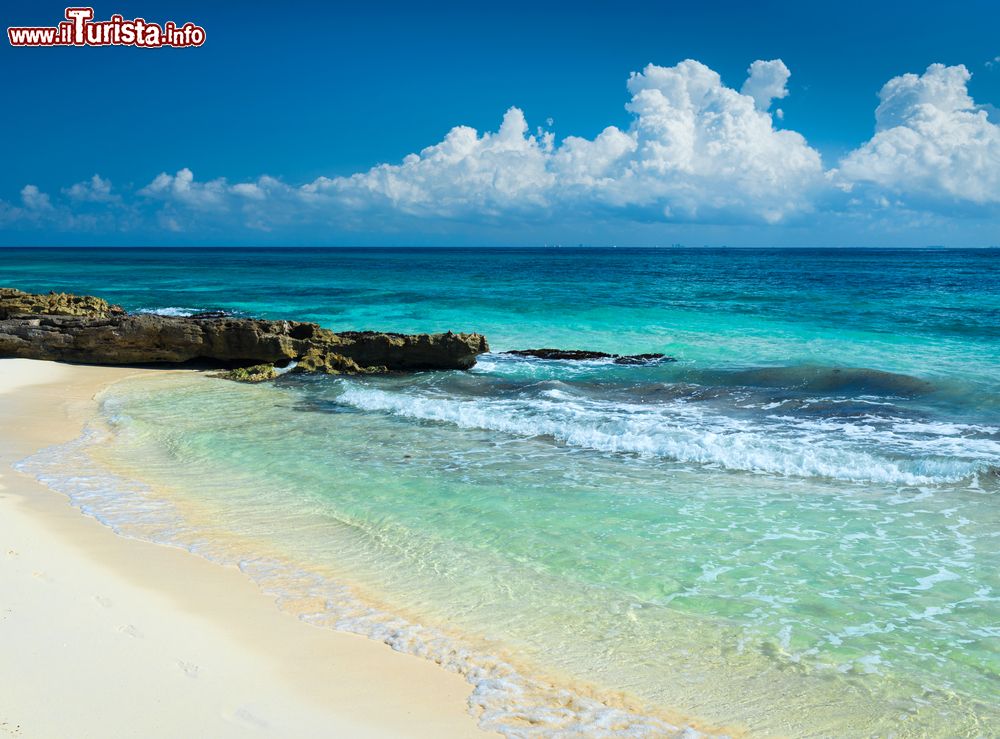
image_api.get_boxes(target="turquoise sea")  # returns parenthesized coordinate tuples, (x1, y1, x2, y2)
(4, 247, 1000, 736)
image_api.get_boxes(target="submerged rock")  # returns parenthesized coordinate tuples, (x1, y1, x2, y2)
(0, 288, 489, 375)
(612, 353, 672, 365)
(211, 363, 279, 383)
(296, 348, 381, 375)
(505, 348, 674, 364)
(506, 348, 615, 361)
(187, 310, 231, 320)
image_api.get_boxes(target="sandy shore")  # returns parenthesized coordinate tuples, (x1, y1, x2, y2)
(0, 358, 485, 739)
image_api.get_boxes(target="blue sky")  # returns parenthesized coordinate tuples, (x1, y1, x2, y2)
(3, 0, 1000, 246)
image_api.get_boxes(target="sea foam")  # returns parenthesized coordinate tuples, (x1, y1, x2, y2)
(135, 306, 200, 317)
(336, 383, 998, 486)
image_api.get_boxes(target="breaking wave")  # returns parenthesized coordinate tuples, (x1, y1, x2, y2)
(336, 382, 999, 486)
(135, 306, 201, 317)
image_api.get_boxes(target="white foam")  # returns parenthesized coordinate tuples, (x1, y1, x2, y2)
(336, 384, 997, 486)
(135, 306, 200, 317)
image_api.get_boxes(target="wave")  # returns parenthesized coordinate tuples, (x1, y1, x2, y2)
(335, 383, 999, 486)
(485, 355, 939, 398)
(711, 366, 935, 396)
(135, 306, 201, 317)
(135, 306, 241, 319)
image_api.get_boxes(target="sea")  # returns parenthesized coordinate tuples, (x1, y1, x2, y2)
(3, 247, 999, 737)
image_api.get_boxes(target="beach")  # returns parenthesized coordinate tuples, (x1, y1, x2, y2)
(0, 358, 484, 739)
(4, 1, 1000, 732)
(1, 247, 998, 737)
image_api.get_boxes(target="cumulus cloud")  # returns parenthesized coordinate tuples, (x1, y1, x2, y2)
(20, 185, 53, 211)
(307, 60, 822, 224)
(0, 182, 125, 233)
(611, 60, 818, 221)
(0, 186, 55, 228)
(836, 63, 1000, 208)
(740, 59, 791, 112)
(140, 168, 232, 210)
(141, 169, 294, 209)
(4, 58, 1000, 242)
(306, 107, 556, 218)
(135, 60, 820, 228)
(64, 174, 118, 203)
(135, 169, 301, 232)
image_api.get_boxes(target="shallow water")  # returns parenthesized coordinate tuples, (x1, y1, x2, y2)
(6, 247, 1000, 736)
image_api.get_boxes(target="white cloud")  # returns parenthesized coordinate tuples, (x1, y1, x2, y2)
(306, 60, 822, 225)
(740, 59, 791, 112)
(21, 185, 53, 211)
(5, 58, 1000, 243)
(835, 63, 1000, 207)
(231, 182, 266, 200)
(139, 168, 231, 210)
(306, 107, 556, 218)
(140, 169, 294, 210)
(611, 60, 818, 222)
(64, 174, 118, 203)
(0, 183, 120, 233)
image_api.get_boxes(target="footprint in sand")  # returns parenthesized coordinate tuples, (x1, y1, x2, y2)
(118, 624, 141, 638)
(93, 595, 112, 608)
(224, 706, 269, 730)
(177, 660, 200, 678)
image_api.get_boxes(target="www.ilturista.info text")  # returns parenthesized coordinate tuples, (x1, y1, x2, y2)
(8, 7, 206, 48)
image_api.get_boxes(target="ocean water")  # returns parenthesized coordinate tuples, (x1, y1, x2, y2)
(4, 247, 1000, 736)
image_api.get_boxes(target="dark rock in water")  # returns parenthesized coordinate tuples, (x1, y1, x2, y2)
(506, 348, 615, 361)
(0, 288, 489, 375)
(613, 353, 671, 365)
(505, 348, 675, 364)
(187, 310, 231, 320)
(296, 348, 377, 375)
(211, 363, 278, 383)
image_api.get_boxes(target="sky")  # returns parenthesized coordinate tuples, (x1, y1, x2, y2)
(2, 0, 1000, 246)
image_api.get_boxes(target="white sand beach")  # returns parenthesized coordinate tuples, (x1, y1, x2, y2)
(0, 358, 485, 739)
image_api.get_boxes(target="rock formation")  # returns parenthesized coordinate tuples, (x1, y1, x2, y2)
(504, 348, 674, 364)
(0, 288, 488, 376)
(0, 287, 125, 319)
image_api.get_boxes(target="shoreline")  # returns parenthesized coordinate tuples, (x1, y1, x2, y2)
(4, 360, 711, 738)
(0, 358, 486, 738)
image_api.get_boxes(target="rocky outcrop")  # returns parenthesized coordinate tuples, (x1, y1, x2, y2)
(211, 364, 279, 383)
(0, 288, 488, 375)
(504, 348, 674, 364)
(0, 288, 125, 319)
